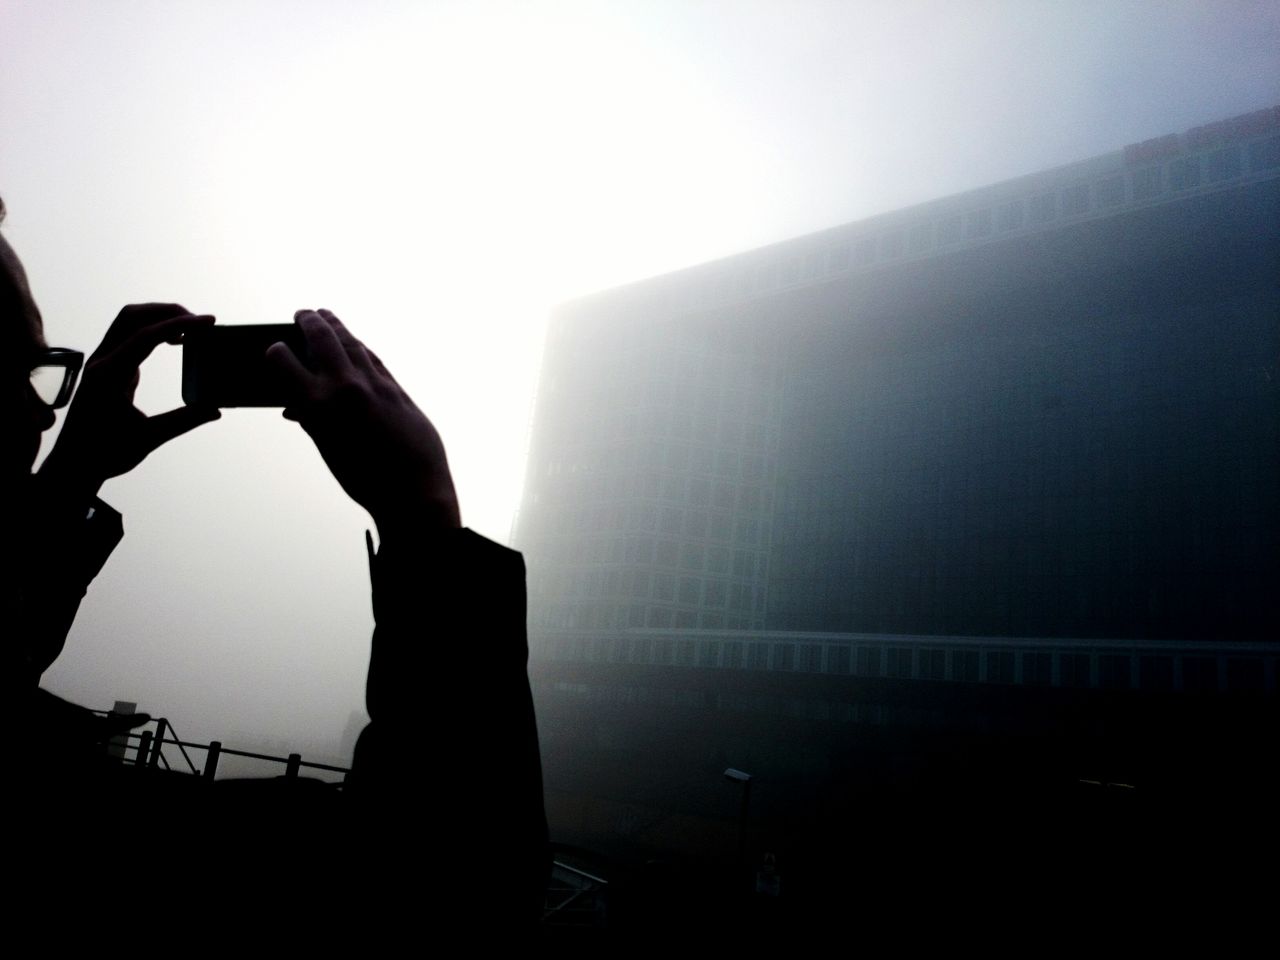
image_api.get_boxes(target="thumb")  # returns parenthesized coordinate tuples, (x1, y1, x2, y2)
(145, 404, 222, 450)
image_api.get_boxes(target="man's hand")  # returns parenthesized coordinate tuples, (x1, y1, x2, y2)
(267, 309, 460, 539)
(40, 304, 221, 500)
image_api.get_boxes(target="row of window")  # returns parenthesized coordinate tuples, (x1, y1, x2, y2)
(529, 497, 774, 549)
(535, 446, 775, 497)
(533, 563, 767, 608)
(545, 378, 783, 439)
(539, 634, 1276, 693)
(537, 606, 764, 632)
(529, 512, 770, 560)
(662, 137, 1279, 315)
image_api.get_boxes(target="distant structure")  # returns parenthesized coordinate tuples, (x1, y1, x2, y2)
(514, 106, 1280, 693)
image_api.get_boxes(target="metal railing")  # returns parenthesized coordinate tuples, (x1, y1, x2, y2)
(89, 709, 610, 926)
(544, 857, 609, 926)
(92, 710, 350, 782)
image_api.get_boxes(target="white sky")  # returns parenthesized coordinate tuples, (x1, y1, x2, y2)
(3, 0, 1277, 754)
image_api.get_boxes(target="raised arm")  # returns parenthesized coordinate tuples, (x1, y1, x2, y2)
(268, 309, 548, 925)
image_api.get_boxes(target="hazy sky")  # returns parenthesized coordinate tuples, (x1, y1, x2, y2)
(3, 0, 1277, 753)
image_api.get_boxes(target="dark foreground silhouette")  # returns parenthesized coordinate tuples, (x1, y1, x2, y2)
(3, 197, 548, 935)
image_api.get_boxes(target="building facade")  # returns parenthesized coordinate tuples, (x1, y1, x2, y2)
(514, 106, 1280, 691)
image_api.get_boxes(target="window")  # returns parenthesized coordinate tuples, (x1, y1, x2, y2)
(1168, 156, 1200, 191)
(1182, 656, 1217, 693)
(1226, 658, 1264, 692)
(1131, 165, 1163, 200)
(1098, 655, 1131, 690)
(724, 641, 744, 669)
(654, 637, 674, 664)
(964, 208, 992, 239)
(952, 650, 979, 682)
(908, 222, 932, 253)
(803, 251, 823, 279)
(707, 546, 731, 574)
(774, 644, 795, 671)
(1249, 135, 1280, 171)
(631, 570, 651, 599)
(881, 231, 904, 259)
(1029, 193, 1056, 222)
(660, 508, 682, 535)
(684, 510, 709, 539)
(709, 513, 732, 542)
(1204, 145, 1241, 181)
(857, 645, 881, 677)
(1139, 656, 1173, 692)
(1061, 183, 1089, 216)
(647, 607, 672, 627)
(997, 200, 1024, 230)
(829, 242, 851, 272)
(1095, 176, 1125, 205)
(654, 573, 676, 601)
(679, 543, 704, 571)
(919, 648, 946, 680)
(1023, 651, 1052, 685)
(986, 650, 1015, 683)
(1060, 653, 1091, 688)
(633, 537, 655, 564)
(937, 215, 962, 245)
(689, 445, 714, 474)
(801, 644, 823, 672)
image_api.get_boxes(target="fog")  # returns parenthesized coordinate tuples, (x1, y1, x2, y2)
(4, 0, 1276, 757)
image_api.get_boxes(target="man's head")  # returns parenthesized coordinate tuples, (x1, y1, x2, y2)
(1, 196, 58, 480)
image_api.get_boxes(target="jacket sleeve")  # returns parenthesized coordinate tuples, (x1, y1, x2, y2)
(12, 480, 123, 693)
(349, 527, 549, 925)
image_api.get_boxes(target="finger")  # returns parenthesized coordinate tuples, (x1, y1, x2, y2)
(362, 345, 409, 398)
(266, 340, 313, 399)
(96, 304, 201, 356)
(144, 404, 222, 450)
(364, 345, 393, 378)
(95, 314, 215, 380)
(317, 309, 374, 372)
(295, 309, 353, 375)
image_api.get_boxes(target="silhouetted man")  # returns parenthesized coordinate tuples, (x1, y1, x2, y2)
(3, 196, 548, 929)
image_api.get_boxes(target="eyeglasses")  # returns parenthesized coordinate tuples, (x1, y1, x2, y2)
(30, 348, 84, 409)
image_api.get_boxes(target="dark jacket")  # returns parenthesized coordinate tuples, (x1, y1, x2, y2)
(351, 527, 550, 925)
(15, 481, 549, 928)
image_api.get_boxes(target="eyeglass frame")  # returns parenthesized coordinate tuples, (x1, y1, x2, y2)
(30, 347, 84, 409)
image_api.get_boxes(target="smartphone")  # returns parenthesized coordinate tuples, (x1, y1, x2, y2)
(182, 324, 306, 407)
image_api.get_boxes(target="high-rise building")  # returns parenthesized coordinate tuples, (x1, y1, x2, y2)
(514, 106, 1280, 690)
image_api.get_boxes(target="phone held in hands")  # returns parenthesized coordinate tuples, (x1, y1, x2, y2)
(182, 324, 305, 408)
